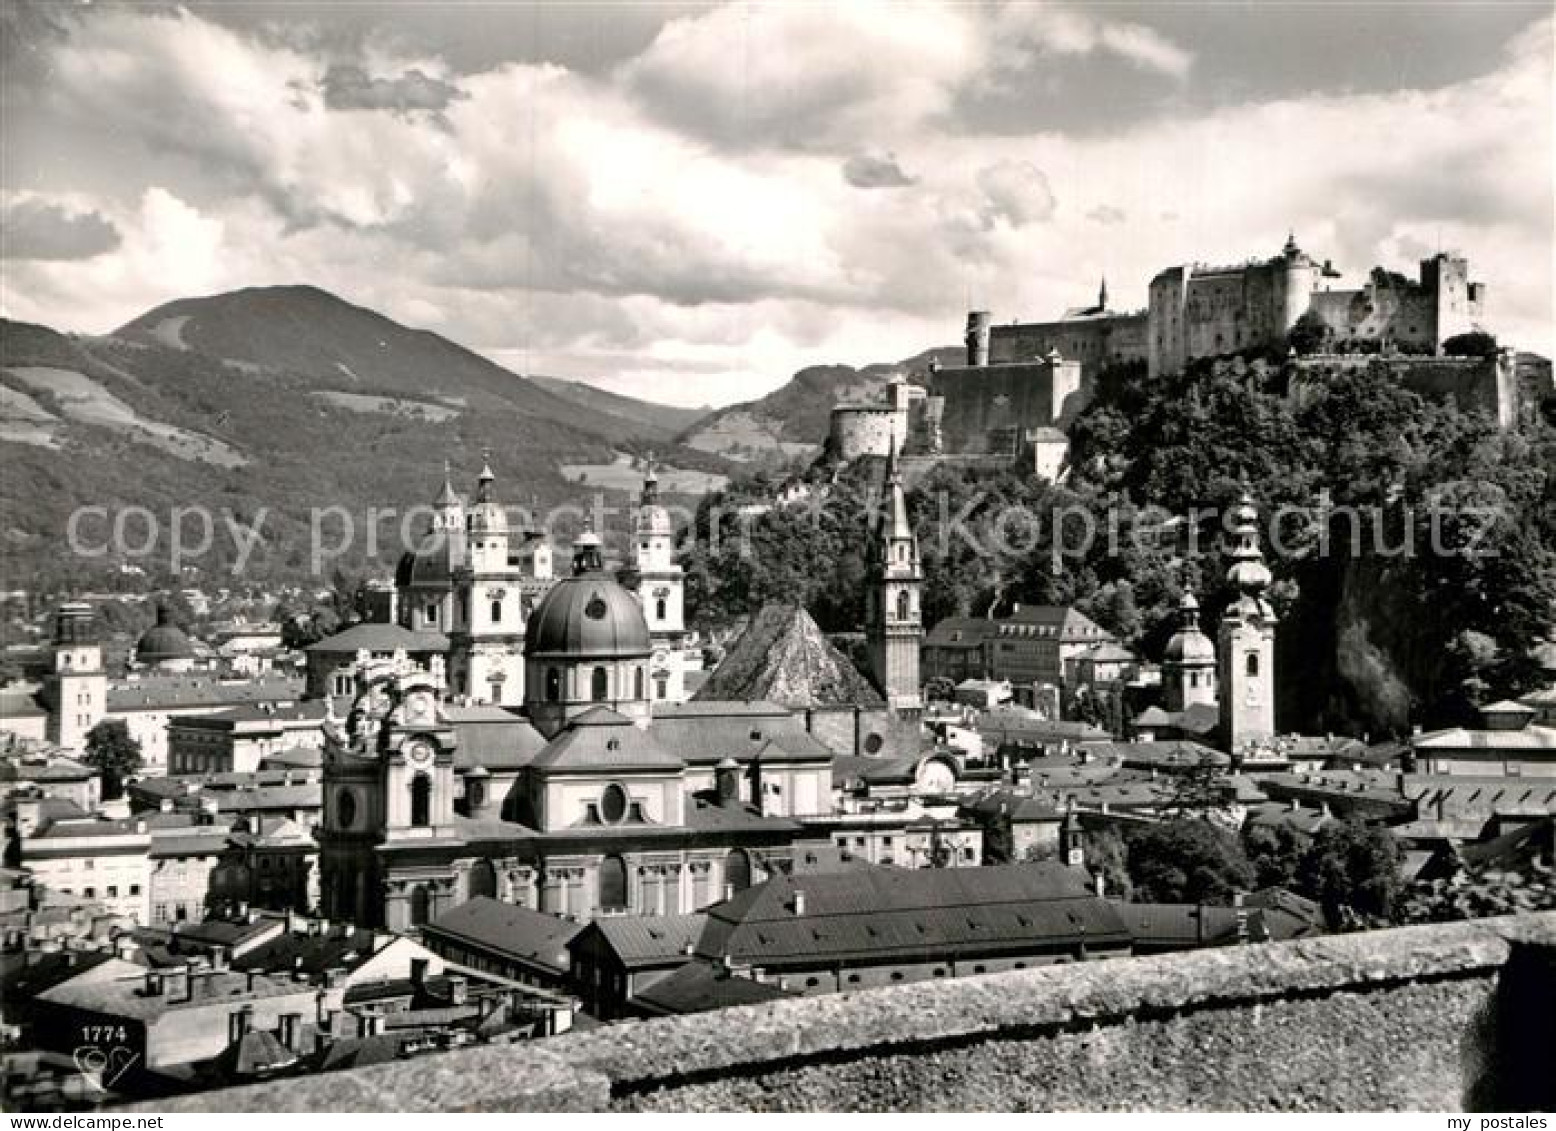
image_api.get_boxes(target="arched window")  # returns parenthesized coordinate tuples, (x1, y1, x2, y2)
(1246, 652, 1260, 677)
(409, 884, 431, 926)
(655, 597, 667, 621)
(598, 855, 628, 911)
(545, 667, 561, 702)
(490, 599, 502, 624)
(410, 773, 432, 828)
(591, 666, 609, 701)
(634, 667, 645, 700)
(466, 779, 485, 811)
(896, 590, 911, 621)
(725, 848, 751, 893)
(468, 859, 496, 900)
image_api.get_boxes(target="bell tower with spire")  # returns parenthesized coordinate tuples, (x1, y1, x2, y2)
(866, 443, 923, 716)
(1218, 491, 1277, 753)
(450, 452, 525, 706)
(630, 454, 688, 703)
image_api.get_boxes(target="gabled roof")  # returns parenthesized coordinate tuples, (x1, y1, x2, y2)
(423, 897, 581, 977)
(580, 912, 707, 969)
(632, 960, 798, 1015)
(528, 709, 684, 773)
(636, 708, 831, 768)
(696, 862, 1128, 968)
(106, 675, 303, 712)
(694, 604, 883, 708)
(304, 623, 449, 654)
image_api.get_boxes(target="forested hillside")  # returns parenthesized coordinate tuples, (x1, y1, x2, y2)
(681, 355, 1556, 735)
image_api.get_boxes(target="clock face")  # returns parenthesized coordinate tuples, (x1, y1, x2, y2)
(406, 739, 436, 766)
(405, 689, 435, 724)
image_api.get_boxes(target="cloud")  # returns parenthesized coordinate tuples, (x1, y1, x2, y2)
(990, 2, 1193, 80)
(842, 152, 917, 189)
(976, 161, 1057, 228)
(319, 63, 466, 114)
(1, 3, 1549, 406)
(2, 197, 121, 260)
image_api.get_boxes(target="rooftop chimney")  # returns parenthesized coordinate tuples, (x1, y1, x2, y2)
(793, 889, 806, 916)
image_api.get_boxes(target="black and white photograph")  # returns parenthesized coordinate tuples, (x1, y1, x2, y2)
(0, 0, 1553, 1116)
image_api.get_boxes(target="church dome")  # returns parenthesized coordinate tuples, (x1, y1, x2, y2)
(525, 573, 652, 659)
(136, 604, 194, 665)
(396, 530, 458, 589)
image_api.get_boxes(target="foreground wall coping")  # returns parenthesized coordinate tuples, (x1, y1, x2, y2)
(132, 910, 1556, 1112)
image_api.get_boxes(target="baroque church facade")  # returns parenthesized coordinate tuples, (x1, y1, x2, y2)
(319, 459, 923, 932)
(391, 458, 690, 709)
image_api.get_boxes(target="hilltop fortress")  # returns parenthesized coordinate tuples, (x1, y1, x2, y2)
(831, 235, 1509, 474)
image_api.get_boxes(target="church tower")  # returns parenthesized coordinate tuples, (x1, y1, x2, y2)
(866, 443, 923, 715)
(450, 456, 525, 706)
(45, 602, 105, 754)
(630, 457, 688, 703)
(318, 659, 460, 929)
(1163, 590, 1217, 713)
(1218, 492, 1277, 753)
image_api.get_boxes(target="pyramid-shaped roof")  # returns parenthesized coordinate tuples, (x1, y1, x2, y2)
(695, 604, 884, 708)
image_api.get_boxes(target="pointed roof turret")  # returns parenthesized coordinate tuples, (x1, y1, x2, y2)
(435, 459, 460, 509)
(475, 448, 496, 504)
(884, 438, 912, 543)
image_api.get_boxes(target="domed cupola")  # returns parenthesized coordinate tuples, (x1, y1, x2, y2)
(523, 523, 653, 737)
(135, 602, 195, 670)
(635, 458, 673, 540)
(1163, 591, 1215, 663)
(467, 455, 508, 537)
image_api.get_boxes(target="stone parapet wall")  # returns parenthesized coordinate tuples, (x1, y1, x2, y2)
(131, 911, 1556, 1112)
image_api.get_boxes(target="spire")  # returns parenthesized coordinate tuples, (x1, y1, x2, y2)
(641, 450, 659, 506)
(475, 448, 495, 503)
(434, 459, 459, 509)
(1224, 490, 1272, 612)
(884, 438, 912, 542)
(1098, 275, 1109, 311)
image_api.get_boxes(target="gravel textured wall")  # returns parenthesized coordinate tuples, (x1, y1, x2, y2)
(136, 911, 1556, 1113)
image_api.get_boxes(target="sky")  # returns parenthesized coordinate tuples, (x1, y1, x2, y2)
(1, 0, 1551, 408)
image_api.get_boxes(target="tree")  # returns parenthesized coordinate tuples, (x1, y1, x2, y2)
(1287, 310, 1330, 356)
(1442, 330, 1498, 358)
(1297, 819, 1402, 929)
(1125, 819, 1255, 905)
(1086, 825, 1133, 901)
(83, 720, 143, 800)
(1242, 821, 1307, 890)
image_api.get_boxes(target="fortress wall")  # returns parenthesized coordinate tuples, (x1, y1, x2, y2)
(1310, 286, 1438, 351)
(139, 911, 1556, 1112)
(929, 362, 1088, 455)
(989, 315, 1148, 370)
(1292, 354, 1515, 426)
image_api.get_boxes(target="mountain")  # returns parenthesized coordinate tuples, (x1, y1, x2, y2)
(1, 287, 732, 591)
(677, 346, 961, 464)
(527, 375, 710, 441)
(115, 285, 649, 441)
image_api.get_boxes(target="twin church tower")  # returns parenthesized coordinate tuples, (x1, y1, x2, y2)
(395, 450, 923, 715)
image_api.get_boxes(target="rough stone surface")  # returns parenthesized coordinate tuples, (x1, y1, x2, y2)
(123, 911, 1556, 1112)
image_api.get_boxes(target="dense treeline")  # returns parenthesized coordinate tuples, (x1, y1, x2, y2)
(683, 354, 1556, 735)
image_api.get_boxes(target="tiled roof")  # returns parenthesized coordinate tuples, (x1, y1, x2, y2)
(633, 708, 829, 768)
(585, 912, 707, 969)
(694, 604, 883, 708)
(0, 689, 46, 718)
(696, 862, 1129, 968)
(1112, 902, 1251, 948)
(1413, 724, 1556, 750)
(446, 707, 548, 771)
(528, 709, 684, 773)
(424, 897, 581, 976)
(304, 623, 449, 653)
(632, 960, 798, 1015)
(106, 675, 303, 712)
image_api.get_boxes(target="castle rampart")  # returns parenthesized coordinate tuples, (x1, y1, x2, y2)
(135, 910, 1556, 1112)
